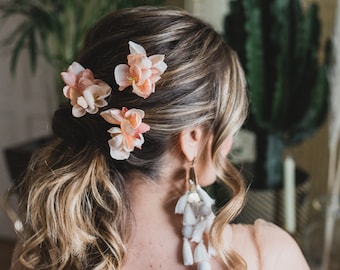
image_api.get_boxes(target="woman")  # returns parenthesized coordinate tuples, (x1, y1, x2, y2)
(11, 6, 309, 270)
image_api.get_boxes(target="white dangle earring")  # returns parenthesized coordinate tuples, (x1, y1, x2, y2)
(175, 161, 216, 270)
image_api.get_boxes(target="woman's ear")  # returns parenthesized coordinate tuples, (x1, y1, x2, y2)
(179, 126, 204, 162)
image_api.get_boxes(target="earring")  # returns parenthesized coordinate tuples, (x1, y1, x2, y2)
(175, 162, 216, 270)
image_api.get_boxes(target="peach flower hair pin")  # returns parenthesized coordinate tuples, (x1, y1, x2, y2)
(100, 107, 150, 160)
(61, 41, 167, 160)
(61, 62, 112, 118)
(114, 41, 167, 99)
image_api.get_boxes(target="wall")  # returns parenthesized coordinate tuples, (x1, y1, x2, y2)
(292, 0, 337, 199)
(184, 0, 230, 33)
(0, 16, 55, 241)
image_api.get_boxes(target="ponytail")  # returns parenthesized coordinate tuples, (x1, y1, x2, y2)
(16, 140, 130, 269)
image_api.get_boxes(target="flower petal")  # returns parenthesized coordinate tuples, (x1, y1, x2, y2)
(175, 192, 189, 214)
(81, 69, 95, 80)
(156, 60, 167, 73)
(137, 68, 153, 85)
(149, 54, 167, 73)
(85, 84, 111, 107)
(124, 109, 144, 129)
(128, 54, 152, 70)
(101, 109, 124, 125)
(129, 41, 146, 55)
(78, 77, 94, 92)
(107, 127, 122, 135)
(67, 87, 81, 105)
(133, 133, 145, 149)
(94, 81, 112, 98)
(121, 119, 135, 136)
(77, 96, 88, 109)
(197, 261, 211, 270)
(135, 122, 150, 135)
(196, 185, 215, 207)
(114, 64, 132, 90)
(183, 204, 197, 226)
(86, 106, 98, 114)
(82, 89, 95, 110)
(95, 99, 108, 107)
(108, 135, 131, 160)
(205, 213, 215, 232)
(108, 134, 122, 146)
(63, 85, 72, 99)
(182, 225, 194, 239)
(191, 220, 207, 243)
(61, 72, 77, 87)
(183, 238, 194, 266)
(72, 105, 86, 118)
(130, 64, 142, 83)
(123, 135, 136, 152)
(132, 79, 153, 99)
(124, 108, 145, 119)
(194, 241, 209, 263)
(68, 61, 85, 75)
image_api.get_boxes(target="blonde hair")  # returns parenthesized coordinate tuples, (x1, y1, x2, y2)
(14, 6, 248, 269)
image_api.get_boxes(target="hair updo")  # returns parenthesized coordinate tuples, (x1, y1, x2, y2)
(17, 6, 248, 270)
(53, 6, 247, 177)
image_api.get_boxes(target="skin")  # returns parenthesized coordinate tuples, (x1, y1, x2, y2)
(122, 126, 232, 269)
(11, 126, 309, 269)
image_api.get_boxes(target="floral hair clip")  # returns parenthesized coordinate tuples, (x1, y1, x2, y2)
(61, 41, 167, 160)
(100, 107, 150, 160)
(61, 62, 112, 118)
(114, 41, 167, 99)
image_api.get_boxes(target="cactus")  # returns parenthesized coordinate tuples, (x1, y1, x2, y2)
(224, 0, 329, 189)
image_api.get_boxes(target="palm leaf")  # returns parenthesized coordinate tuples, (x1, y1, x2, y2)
(28, 27, 37, 72)
(9, 21, 34, 73)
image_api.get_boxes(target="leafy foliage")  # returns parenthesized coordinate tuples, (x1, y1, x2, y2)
(0, 0, 164, 105)
(0, 0, 164, 73)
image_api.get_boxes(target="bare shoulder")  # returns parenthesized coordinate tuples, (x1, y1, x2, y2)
(228, 219, 310, 270)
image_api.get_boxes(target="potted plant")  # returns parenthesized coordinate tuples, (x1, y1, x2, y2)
(222, 0, 330, 233)
(1, 0, 165, 102)
(1, 0, 164, 184)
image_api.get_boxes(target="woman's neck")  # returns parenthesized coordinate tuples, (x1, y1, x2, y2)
(126, 171, 184, 230)
(126, 152, 188, 227)
(122, 168, 188, 269)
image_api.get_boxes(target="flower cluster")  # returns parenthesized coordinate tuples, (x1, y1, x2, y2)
(114, 41, 167, 99)
(61, 41, 167, 160)
(101, 107, 150, 160)
(61, 62, 112, 118)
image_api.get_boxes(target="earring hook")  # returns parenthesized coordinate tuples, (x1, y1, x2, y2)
(188, 160, 200, 203)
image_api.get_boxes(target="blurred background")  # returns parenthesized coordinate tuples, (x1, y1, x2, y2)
(0, 0, 338, 269)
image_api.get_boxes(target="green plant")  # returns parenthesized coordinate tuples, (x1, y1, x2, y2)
(0, 0, 164, 102)
(224, 0, 330, 189)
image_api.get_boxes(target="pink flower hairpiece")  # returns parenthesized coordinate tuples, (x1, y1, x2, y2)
(114, 41, 167, 99)
(61, 62, 112, 118)
(100, 107, 150, 160)
(61, 41, 166, 160)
